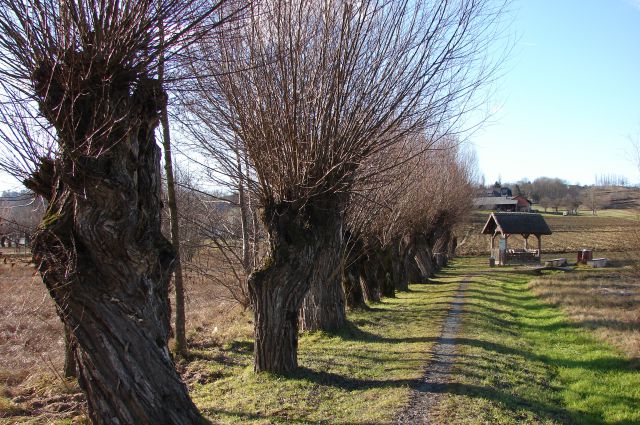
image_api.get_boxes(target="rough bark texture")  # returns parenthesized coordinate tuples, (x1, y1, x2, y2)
(413, 234, 435, 282)
(28, 74, 206, 424)
(360, 245, 393, 299)
(359, 248, 382, 303)
(360, 265, 381, 303)
(402, 234, 424, 285)
(343, 256, 368, 310)
(391, 240, 409, 292)
(63, 325, 77, 379)
(300, 267, 346, 332)
(249, 201, 341, 372)
(342, 237, 368, 309)
(299, 218, 346, 331)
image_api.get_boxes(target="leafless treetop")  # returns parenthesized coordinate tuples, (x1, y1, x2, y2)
(183, 0, 507, 208)
(0, 0, 239, 180)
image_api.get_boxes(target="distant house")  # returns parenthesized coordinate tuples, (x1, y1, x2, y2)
(473, 196, 518, 211)
(473, 194, 532, 212)
(512, 195, 532, 212)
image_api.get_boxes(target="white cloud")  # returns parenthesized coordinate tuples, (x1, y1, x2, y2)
(624, 0, 640, 10)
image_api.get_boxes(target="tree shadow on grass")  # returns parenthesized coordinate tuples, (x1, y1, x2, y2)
(285, 366, 416, 391)
(202, 408, 381, 425)
(328, 320, 440, 345)
(449, 336, 639, 373)
(419, 381, 601, 425)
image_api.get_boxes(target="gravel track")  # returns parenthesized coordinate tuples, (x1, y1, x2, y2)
(395, 277, 469, 424)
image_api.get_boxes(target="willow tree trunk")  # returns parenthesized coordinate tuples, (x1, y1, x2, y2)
(360, 263, 381, 303)
(27, 79, 206, 424)
(390, 240, 409, 291)
(63, 325, 76, 379)
(360, 257, 382, 303)
(343, 254, 367, 310)
(376, 246, 396, 298)
(158, 23, 187, 356)
(414, 234, 435, 282)
(159, 90, 187, 356)
(402, 234, 423, 284)
(249, 202, 342, 372)
(299, 221, 346, 331)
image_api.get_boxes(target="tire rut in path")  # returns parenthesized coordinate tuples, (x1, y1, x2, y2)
(395, 277, 469, 424)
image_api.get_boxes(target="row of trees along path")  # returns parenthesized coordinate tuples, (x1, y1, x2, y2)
(0, 0, 507, 423)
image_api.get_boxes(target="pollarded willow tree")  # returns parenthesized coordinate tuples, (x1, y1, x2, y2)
(187, 0, 506, 372)
(0, 0, 241, 423)
(342, 137, 478, 305)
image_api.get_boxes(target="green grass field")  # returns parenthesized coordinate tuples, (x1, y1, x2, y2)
(187, 257, 639, 424)
(430, 258, 640, 425)
(188, 275, 462, 424)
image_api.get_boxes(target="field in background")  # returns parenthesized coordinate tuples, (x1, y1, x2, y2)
(457, 209, 640, 256)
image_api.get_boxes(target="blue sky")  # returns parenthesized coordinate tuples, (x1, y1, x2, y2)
(473, 0, 640, 186)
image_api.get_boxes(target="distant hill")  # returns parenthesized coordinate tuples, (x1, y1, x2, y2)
(593, 186, 640, 210)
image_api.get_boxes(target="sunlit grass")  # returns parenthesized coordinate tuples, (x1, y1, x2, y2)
(530, 269, 640, 358)
(188, 269, 466, 424)
(430, 257, 640, 424)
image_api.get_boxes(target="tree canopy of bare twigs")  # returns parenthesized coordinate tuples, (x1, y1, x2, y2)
(183, 0, 507, 372)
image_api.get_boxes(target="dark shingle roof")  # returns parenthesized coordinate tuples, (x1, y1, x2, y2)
(481, 212, 552, 236)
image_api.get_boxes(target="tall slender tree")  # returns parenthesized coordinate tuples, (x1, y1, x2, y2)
(158, 17, 188, 357)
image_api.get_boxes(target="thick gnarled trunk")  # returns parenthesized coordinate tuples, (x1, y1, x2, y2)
(413, 233, 435, 282)
(249, 202, 342, 372)
(359, 243, 393, 300)
(299, 220, 346, 331)
(390, 239, 409, 292)
(300, 270, 346, 332)
(343, 254, 368, 310)
(28, 80, 206, 424)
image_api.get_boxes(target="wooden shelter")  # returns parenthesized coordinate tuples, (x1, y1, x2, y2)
(481, 212, 552, 265)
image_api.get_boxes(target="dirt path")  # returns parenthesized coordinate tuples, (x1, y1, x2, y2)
(395, 277, 469, 424)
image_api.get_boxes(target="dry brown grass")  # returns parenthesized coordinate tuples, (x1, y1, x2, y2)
(0, 260, 63, 377)
(529, 269, 640, 358)
(180, 269, 252, 350)
(0, 251, 252, 423)
(0, 257, 90, 424)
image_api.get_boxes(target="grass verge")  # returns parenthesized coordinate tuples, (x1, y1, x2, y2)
(185, 270, 465, 424)
(430, 257, 640, 425)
